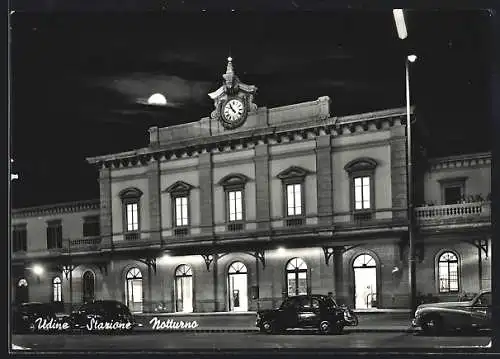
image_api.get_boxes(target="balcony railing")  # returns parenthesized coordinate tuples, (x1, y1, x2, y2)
(414, 201, 491, 221)
(70, 237, 102, 247)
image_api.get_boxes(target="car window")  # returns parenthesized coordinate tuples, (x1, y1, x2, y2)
(311, 298, 320, 309)
(280, 297, 298, 310)
(298, 297, 311, 310)
(475, 293, 491, 307)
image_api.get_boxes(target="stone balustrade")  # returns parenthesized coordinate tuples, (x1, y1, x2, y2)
(414, 201, 490, 221)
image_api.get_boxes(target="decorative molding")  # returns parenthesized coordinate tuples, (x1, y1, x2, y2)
(429, 152, 491, 172)
(218, 173, 251, 188)
(12, 199, 100, 218)
(118, 187, 143, 200)
(164, 181, 194, 194)
(344, 157, 378, 173)
(277, 166, 312, 180)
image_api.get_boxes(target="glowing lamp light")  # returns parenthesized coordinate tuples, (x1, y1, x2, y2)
(147, 93, 167, 106)
(277, 247, 286, 254)
(407, 54, 417, 63)
(32, 265, 44, 276)
(392, 9, 408, 40)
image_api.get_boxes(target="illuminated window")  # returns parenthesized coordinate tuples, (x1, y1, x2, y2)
(165, 181, 194, 229)
(228, 262, 248, 312)
(228, 190, 243, 221)
(286, 258, 308, 296)
(126, 267, 143, 313)
(53, 276, 62, 302)
(278, 166, 309, 219)
(287, 184, 302, 216)
(354, 176, 371, 210)
(344, 158, 377, 221)
(219, 174, 249, 224)
(119, 188, 143, 240)
(438, 251, 459, 293)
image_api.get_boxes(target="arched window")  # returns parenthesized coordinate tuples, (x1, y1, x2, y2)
(16, 278, 29, 304)
(353, 254, 377, 309)
(228, 262, 248, 312)
(53, 277, 62, 302)
(438, 251, 459, 293)
(175, 264, 193, 313)
(82, 271, 95, 303)
(126, 267, 143, 313)
(286, 258, 308, 296)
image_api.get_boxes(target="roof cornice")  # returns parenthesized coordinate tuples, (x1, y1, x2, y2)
(12, 199, 100, 218)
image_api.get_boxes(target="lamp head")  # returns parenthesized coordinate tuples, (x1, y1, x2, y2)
(408, 54, 417, 63)
(32, 265, 44, 276)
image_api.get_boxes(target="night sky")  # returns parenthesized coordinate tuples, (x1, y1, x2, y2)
(10, 8, 493, 208)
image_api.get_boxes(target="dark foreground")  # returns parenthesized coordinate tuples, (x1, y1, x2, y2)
(12, 331, 491, 351)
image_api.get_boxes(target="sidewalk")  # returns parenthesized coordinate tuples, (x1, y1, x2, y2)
(133, 311, 416, 333)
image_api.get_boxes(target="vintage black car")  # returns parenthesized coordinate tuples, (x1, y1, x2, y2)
(412, 289, 491, 335)
(71, 300, 141, 332)
(12, 302, 71, 334)
(256, 294, 355, 334)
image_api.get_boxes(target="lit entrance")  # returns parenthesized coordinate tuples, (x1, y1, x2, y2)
(16, 278, 29, 304)
(228, 262, 248, 312)
(175, 264, 193, 313)
(353, 254, 377, 309)
(126, 267, 143, 313)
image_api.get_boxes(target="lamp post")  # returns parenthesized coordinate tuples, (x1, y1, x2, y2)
(393, 9, 418, 314)
(406, 54, 417, 315)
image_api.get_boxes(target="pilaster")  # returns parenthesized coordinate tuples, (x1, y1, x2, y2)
(316, 135, 333, 226)
(390, 125, 408, 220)
(98, 167, 112, 248)
(199, 152, 214, 234)
(254, 144, 271, 230)
(147, 161, 162, 243)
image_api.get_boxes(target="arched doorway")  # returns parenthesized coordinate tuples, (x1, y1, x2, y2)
(125, 267, 143, 313)
(175, 264, 193, 313)
(228, 262, 248, 312)
(353, 254, 377, 309)
(15, 278, 29, 304)
(82, 271, 95, 303)
(286, 258, 308, 296)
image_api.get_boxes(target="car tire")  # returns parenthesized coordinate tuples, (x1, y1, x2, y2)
(261, 321, 281, 334)
(319, 321, 332, 335)
(421, 315, 443, 336)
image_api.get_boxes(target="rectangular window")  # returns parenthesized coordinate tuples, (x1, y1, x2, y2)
(354, 176, 371, 210)
(13, 226, 27, 252)
(228, 190, 243, 222)
(287, 184, 302, 216)
(83, 216, 100, 237)
(46, 221, 63, 249)
(438, 262, 459, 293)
(175, 196, 189, 227)
(126, 203, 139, 231)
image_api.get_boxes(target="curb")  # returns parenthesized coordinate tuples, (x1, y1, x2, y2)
(132, 328, 417, 334)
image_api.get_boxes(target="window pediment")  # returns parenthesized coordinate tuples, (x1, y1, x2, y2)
(344, 157, 378, 173)
(277, 166, 311, 181)
(164, 181, 194, 194)
(119, 187, 143, 200)
(219, 173, 250, 189)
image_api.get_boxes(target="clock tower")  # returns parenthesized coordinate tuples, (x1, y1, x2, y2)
(208, 57, 258, 130)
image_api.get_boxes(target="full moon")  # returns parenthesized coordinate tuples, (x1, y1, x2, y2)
(147, 93, 167, 105)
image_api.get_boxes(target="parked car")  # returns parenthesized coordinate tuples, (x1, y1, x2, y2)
(71, 300, 141, 332)
(411, 289, 491, 335)
(256, 294, 356, 334)
(12, 302, 71, 334)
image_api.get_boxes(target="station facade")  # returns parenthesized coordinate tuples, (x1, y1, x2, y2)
(11, 59, 492, 313)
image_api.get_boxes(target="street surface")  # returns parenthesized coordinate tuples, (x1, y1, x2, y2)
(12, 331, 491, 351)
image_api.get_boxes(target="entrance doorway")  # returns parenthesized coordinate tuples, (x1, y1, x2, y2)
(16, 278, 29, 304)
(228, 262, 248, 312)
(353, 254, 377, 309)
(175, 264, 193, 313)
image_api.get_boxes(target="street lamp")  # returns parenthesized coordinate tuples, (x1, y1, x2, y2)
(406, 54, 417, 315)
(393, 9, 418, 315)
(32, 264, 44, 283)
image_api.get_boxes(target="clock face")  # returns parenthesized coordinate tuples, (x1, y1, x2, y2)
(223, 98, 245, 123)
